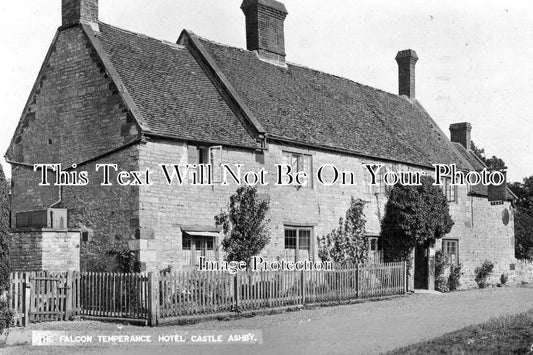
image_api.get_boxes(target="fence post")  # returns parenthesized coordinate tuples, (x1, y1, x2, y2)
(65, 271, 73, 321)
(300, 270, 305, 306)
(355, 264, 359, 299)
(23, 274, 31, 326)
(233, 274, 240, 312)
(403, 261, 407, 294)
(148, 272, 158, 327)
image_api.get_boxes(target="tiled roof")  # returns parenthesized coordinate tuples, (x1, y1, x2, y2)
(95, 23, 259, 148)
(95, 22, 473, 169)
(195, 35, 472, 169)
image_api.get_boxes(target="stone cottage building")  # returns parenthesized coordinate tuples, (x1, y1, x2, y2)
(6, 0, 517, 289)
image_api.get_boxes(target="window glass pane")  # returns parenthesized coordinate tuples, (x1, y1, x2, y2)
(199, 147, 209, 164)
(206, 238, 214, 251)
(291, 154, 299, 172)
(284, 229, 297, 249)
(209, 146, 222, 182)
(182, 236, 191, 250)
(281, 152, 291, 184)
(299, 230, 311, 250)
(442, 240, 458, 264)
(370, 238, 377, 251)
(301, 155, 313, 188)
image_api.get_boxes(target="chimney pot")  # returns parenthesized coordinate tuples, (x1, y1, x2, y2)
(449, 122, 472, 150)
(62, 0, 98, 27)
(241, 0, 288, 65)
(395, 49, 418, 98)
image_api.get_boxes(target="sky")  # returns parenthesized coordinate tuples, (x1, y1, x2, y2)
(0, 0, 532, 183)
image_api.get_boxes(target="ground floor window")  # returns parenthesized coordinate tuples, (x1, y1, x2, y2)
(182, 234, 216, 265)
(284, 226, 313, 262)
(442, 239, 459, 265)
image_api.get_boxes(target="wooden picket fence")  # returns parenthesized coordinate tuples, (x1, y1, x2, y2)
(78, 272, 156, 322)
(9, 262, 406, 327)
(157, 262, 406, 321)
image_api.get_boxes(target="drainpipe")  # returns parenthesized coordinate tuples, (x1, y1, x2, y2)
(50, 185, 62, 208)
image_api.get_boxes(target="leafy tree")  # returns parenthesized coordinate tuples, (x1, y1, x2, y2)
(509, 176, 533, 213)
(317, 197, 368, 265)
(215, 186, 270, 265)
(471, 141, 507, 170)
(510, 176, 533, 260)
(381, 176, 454, 263)
(0, 164, 13, 332)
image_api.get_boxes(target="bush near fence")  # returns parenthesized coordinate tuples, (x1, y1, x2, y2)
(10, 262, 406, 326)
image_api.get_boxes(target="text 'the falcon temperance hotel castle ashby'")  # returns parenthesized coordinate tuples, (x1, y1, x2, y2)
(6, 0, 520, 289)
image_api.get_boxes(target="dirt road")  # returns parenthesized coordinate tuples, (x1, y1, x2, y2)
(4, 286, 533, 355)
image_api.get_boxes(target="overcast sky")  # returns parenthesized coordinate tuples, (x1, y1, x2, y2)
(0, 0, 531, 182)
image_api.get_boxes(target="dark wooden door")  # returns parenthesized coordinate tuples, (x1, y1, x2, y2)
(414, 243, 428, 289)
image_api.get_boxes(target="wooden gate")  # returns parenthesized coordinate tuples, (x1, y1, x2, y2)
(28, 271, 75, 323)
(9, 272, 30, 327)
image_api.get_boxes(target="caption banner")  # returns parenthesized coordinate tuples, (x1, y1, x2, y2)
(31, 330, 262, 346)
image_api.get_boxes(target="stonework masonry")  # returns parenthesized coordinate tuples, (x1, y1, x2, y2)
(11, 230, 81, 272)
(8, 24, 140, 271)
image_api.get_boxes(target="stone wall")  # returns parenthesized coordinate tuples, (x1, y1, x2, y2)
(7, 24, 141, 271)
(510, 259, 533, 285)
(10, 231, 43, 271)
(41, 230, 81, 272)
(135, 139, 516, 291)
(8, 24, 138, 226)
(136, 139, 425, 271)
(10, 229, 80, 272)
(435, 195, 515, 289)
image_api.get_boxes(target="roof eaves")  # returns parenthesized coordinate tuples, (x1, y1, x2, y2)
(81, 23, 151, 134)
(178, 30, 266, 144)
(268, 134, 437, 171)
(143, 132, 260, 151)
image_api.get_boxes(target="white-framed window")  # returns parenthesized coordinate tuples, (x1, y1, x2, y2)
(281, 151, 313, 188)
(441, 177, 457, 202)
(187, 145, 223, 183)
(442, 239, 459, 265)
(284, 226, 313, 262)
(364, 164, 393, 195)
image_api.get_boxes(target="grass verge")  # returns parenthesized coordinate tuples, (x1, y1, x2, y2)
(387, 309, 533, 354)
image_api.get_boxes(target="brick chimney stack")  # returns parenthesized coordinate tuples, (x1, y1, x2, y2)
(241, 0, 288, 65)
(449, 122, 472, 150)
(395, 49, 418, 99)
(62, 0, 98, 27)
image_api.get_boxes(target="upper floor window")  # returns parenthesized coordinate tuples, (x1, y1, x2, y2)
(187, 145, 222, 183)
(364, 164, 397, 195)
(441, 177, 457, 202)
(281, 151, 313, 188)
